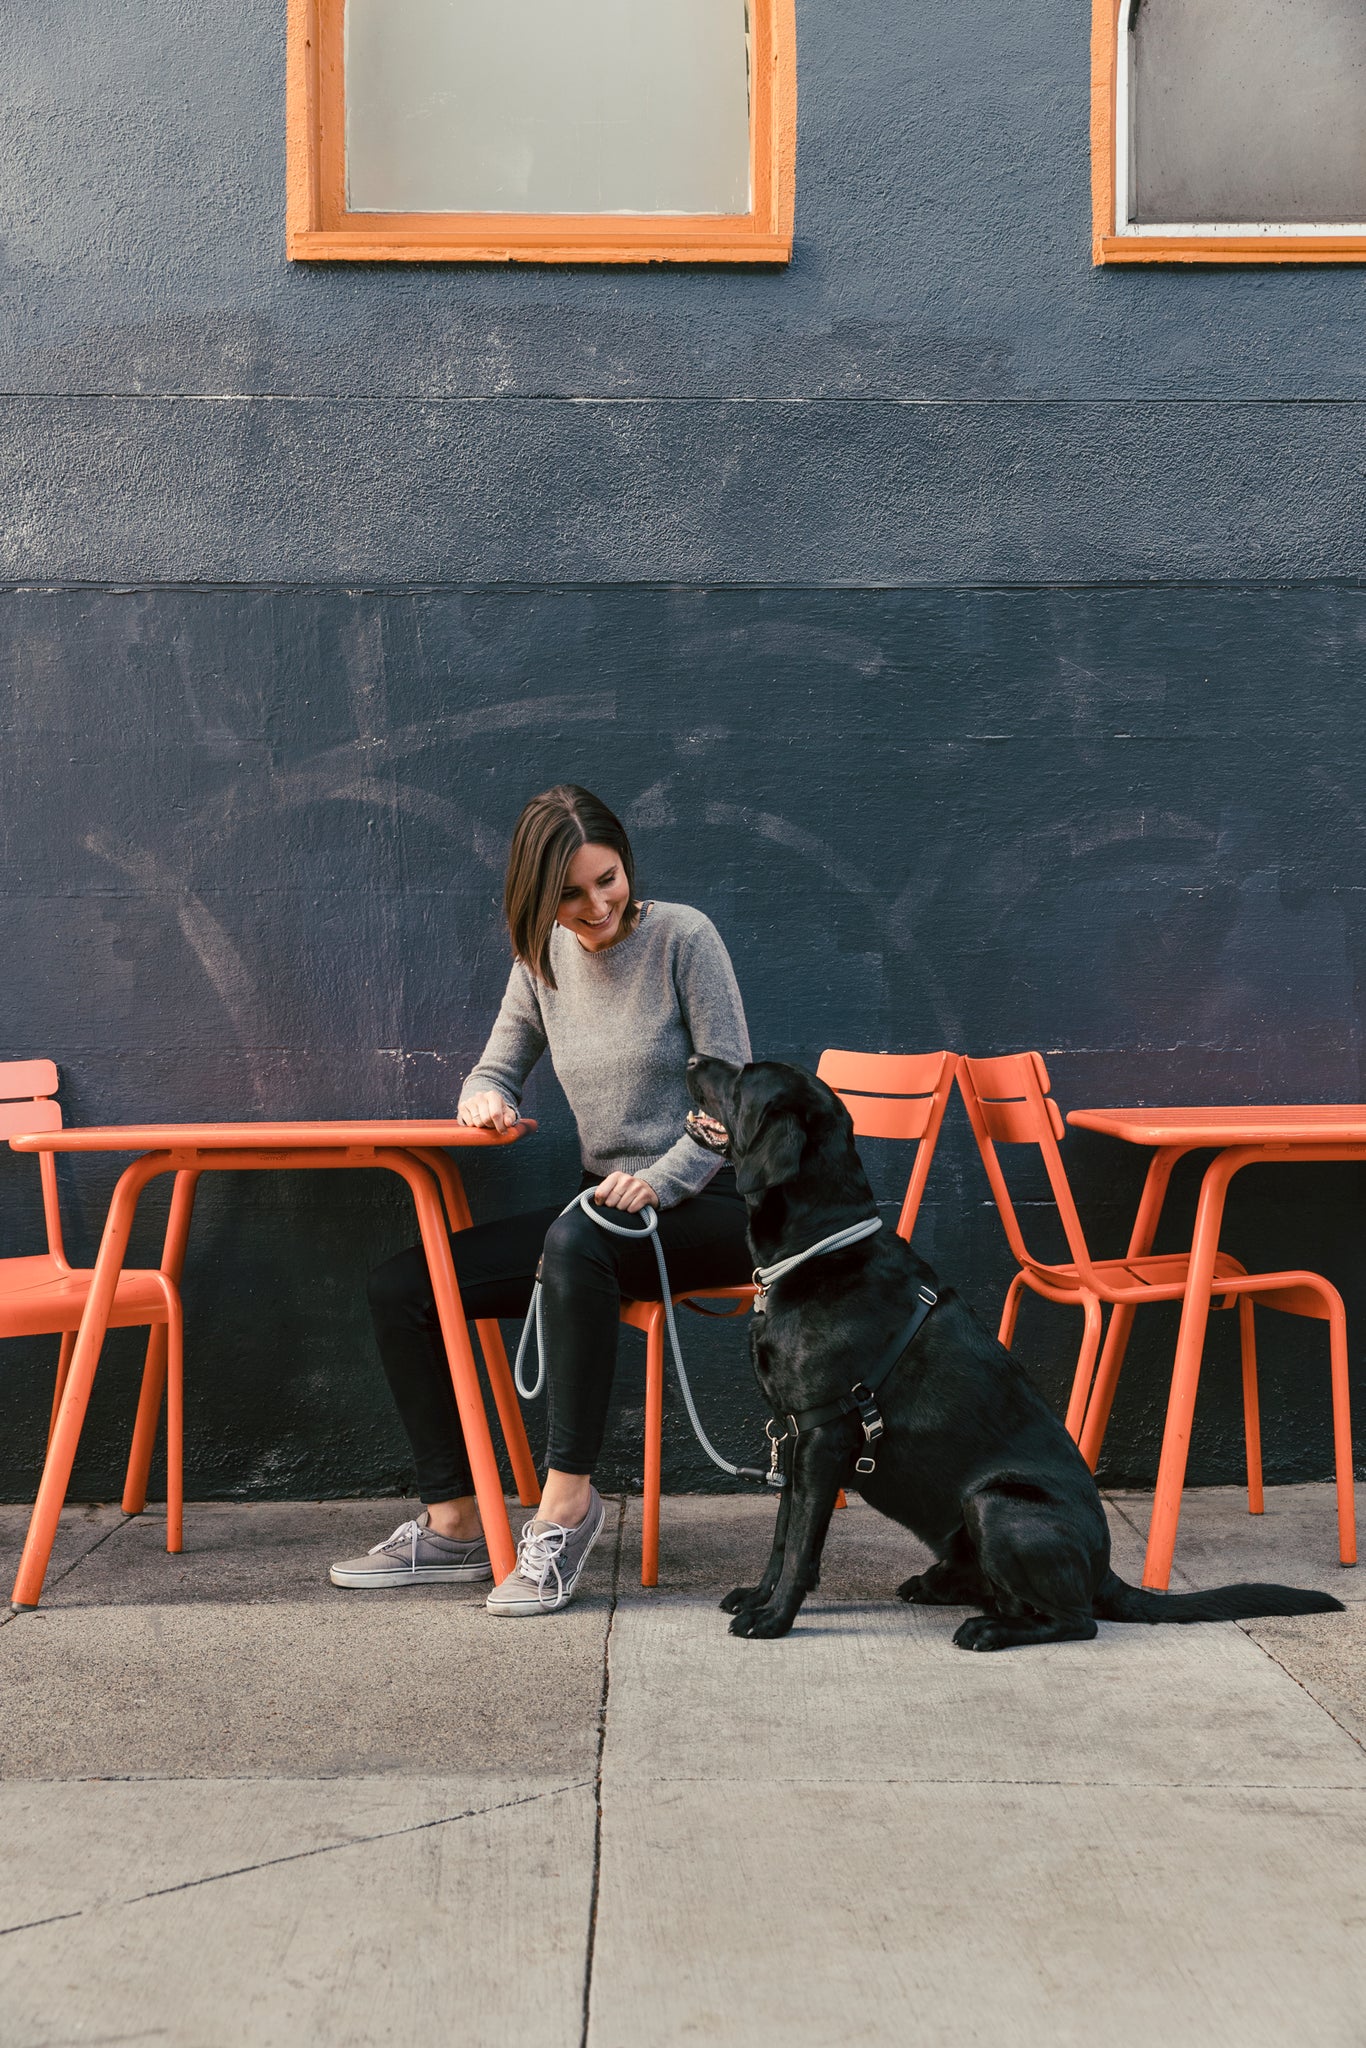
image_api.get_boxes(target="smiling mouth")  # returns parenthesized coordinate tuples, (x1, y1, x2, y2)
(685, 1109, 731, 1156)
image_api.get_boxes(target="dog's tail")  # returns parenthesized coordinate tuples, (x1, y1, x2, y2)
(1093, 1570, 1343, 1624)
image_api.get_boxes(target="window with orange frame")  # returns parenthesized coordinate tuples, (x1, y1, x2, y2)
(1092, 0, 1366, 265)
(288, 0, 795, 265)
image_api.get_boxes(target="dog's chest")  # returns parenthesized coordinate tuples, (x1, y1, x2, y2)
(750, 1310, 821, 1409)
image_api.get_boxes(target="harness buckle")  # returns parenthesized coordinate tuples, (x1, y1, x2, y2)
(849, 1383, 884, 1444)
(854, 1454, 877, 1476)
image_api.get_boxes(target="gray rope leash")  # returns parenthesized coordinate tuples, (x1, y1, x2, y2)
(513, 1188, 770, 1483)
(752, 1215, 883, 1309)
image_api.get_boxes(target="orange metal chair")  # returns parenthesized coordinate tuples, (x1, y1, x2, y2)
(956, 1051, 1355, 1562)
(622, 1049, 959, 1586)
(0, 1061, 189, 1549)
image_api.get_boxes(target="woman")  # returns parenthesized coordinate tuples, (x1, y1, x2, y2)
(330, 784, 753, 1615)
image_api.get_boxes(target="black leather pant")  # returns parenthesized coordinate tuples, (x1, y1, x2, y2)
(367, 1171, 751, 1500)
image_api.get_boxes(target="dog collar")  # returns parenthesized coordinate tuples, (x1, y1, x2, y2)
(752, 1215, 883, 1312)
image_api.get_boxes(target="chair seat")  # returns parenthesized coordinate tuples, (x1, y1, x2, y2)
(619, 1285, 755, 1334)
(1021, 1251, 1330, 1317)
(0, 1258, 172, 1339)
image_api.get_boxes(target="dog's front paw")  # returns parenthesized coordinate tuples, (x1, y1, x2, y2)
(728, 1604, 796, 1640)
(720, 1585, 765, 1614)
(953, 1615, 1009, 1652)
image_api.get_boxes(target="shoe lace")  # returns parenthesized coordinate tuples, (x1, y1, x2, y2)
(515, 1519, 570, 1608)
(370, 1518, 425, 1570)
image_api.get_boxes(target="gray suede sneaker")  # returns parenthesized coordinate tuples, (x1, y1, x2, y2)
(485, 1488, 607, 1616)
(329, 1511, 492, 1589)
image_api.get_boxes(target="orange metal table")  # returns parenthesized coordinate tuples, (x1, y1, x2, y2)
(1066, 1104, 1364, 1588)
(7, 1119, 540, 1608)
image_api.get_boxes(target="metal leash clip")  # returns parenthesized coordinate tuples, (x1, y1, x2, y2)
(765, 1418, 789, 1489)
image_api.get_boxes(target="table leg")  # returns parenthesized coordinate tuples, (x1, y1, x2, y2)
(1141, 1146, 1253, 1590)
(124, 1170, 201, 1520)
(11, 1153, 168, 1610)
(411, 1147, 541, 1507)
(1079, 1147, 1183, 1470)
(378, 1149, 517, 1584)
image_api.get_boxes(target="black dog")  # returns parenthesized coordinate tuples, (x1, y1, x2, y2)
(686, 1055, 1345, 1648)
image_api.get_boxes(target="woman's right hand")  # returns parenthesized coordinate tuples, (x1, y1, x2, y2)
(457, 1090, 520, 1131)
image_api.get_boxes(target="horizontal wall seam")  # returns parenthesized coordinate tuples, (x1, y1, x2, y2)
(6, 578, 1366, 597)
(5, 392, 1366, 408)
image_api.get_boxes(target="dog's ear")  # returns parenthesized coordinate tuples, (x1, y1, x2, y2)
(733, 1107, 805, 1195)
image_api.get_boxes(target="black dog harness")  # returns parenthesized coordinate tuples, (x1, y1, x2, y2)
(769, 1282, 939, 1480)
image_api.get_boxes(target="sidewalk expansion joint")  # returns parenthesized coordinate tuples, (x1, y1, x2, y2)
(1240, 1624, 1366, 1756)
(600, 1773, 1366, 1792)
(0, 1781, 591, 1941)
(580, 1492, 625, 2048)
(2, 1513, 134, 1628)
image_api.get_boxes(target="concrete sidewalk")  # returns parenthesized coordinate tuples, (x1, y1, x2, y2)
(1, 1485, 1364, 2046)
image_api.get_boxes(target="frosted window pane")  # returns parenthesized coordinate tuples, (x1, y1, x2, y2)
(345, 0, 751, 216)
(1131, 0, 1366, 224)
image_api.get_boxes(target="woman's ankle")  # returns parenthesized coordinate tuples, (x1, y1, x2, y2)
(425, 1496, 482, 1542)
(538, 1472, 592, 1528)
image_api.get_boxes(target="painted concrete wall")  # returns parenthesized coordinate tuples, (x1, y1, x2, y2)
(2, 1, 1364, 1504)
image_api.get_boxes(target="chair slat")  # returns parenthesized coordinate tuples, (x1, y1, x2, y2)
(0, 1059, 58, 1101)
(977, 1096, 1049, 1145)
(974, 1094, 1066, 1146)
(832, 1091, 935, 1141)
(0, 1099, 62, 1139)
(962, 1049, 1051, 1100)
(816, 1048, 950, 1096)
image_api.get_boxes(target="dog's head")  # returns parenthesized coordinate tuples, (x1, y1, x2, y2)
(687, 1056, 857, 1198)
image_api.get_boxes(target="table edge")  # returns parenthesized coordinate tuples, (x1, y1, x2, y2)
(8, 1120, 538, 1154)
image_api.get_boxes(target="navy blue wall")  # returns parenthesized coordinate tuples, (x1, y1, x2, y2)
(2, 2, 1364, 1503)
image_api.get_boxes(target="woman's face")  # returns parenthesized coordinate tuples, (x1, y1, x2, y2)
(556, 840, 632, 951)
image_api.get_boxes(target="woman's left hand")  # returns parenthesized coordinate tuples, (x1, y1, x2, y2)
(593, 1172, 660, 1213)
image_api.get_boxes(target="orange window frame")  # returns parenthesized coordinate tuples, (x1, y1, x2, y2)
(287, 0, 795, 264)
(1090, 0, 1366, 265)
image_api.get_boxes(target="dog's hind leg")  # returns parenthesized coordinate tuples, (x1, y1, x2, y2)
(950, 1484, 1099, 1652)
(728, 1431, 844, 1640)
(897, 1530, 990, 1608)
(953, 1608, 1097, 1651)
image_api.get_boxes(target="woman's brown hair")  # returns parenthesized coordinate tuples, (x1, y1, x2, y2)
(504, 785, 638, 987)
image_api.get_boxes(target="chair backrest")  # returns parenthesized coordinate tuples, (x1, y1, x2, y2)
(815, 1049, 957, 1241)
(955, 1051, 1096, 1279)
(0, 1061, 64, 1262)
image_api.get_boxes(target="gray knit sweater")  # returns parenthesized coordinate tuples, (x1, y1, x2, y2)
(459, 902, 751, 1207)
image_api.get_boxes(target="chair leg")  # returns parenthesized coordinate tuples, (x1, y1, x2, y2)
(1063, 1295, 1105, 1444)
(474, 1318, 542, 1508)
(47, 1332, 76, 1449)
(1238, 1297, 1263, 1516)
(1327, 1296, 1357, 1568)
(123, 1327, 168, 1516)
(998, 1271, 1027, 1350)
(642, 1311, 664, 1588)
(1078, 1303, 1136, 1472)
(165, 1292, 184, 1554)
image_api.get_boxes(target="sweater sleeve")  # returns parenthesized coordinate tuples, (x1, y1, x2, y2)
(642, 917, 753, 1208)
(458, 960, 548, 1110)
